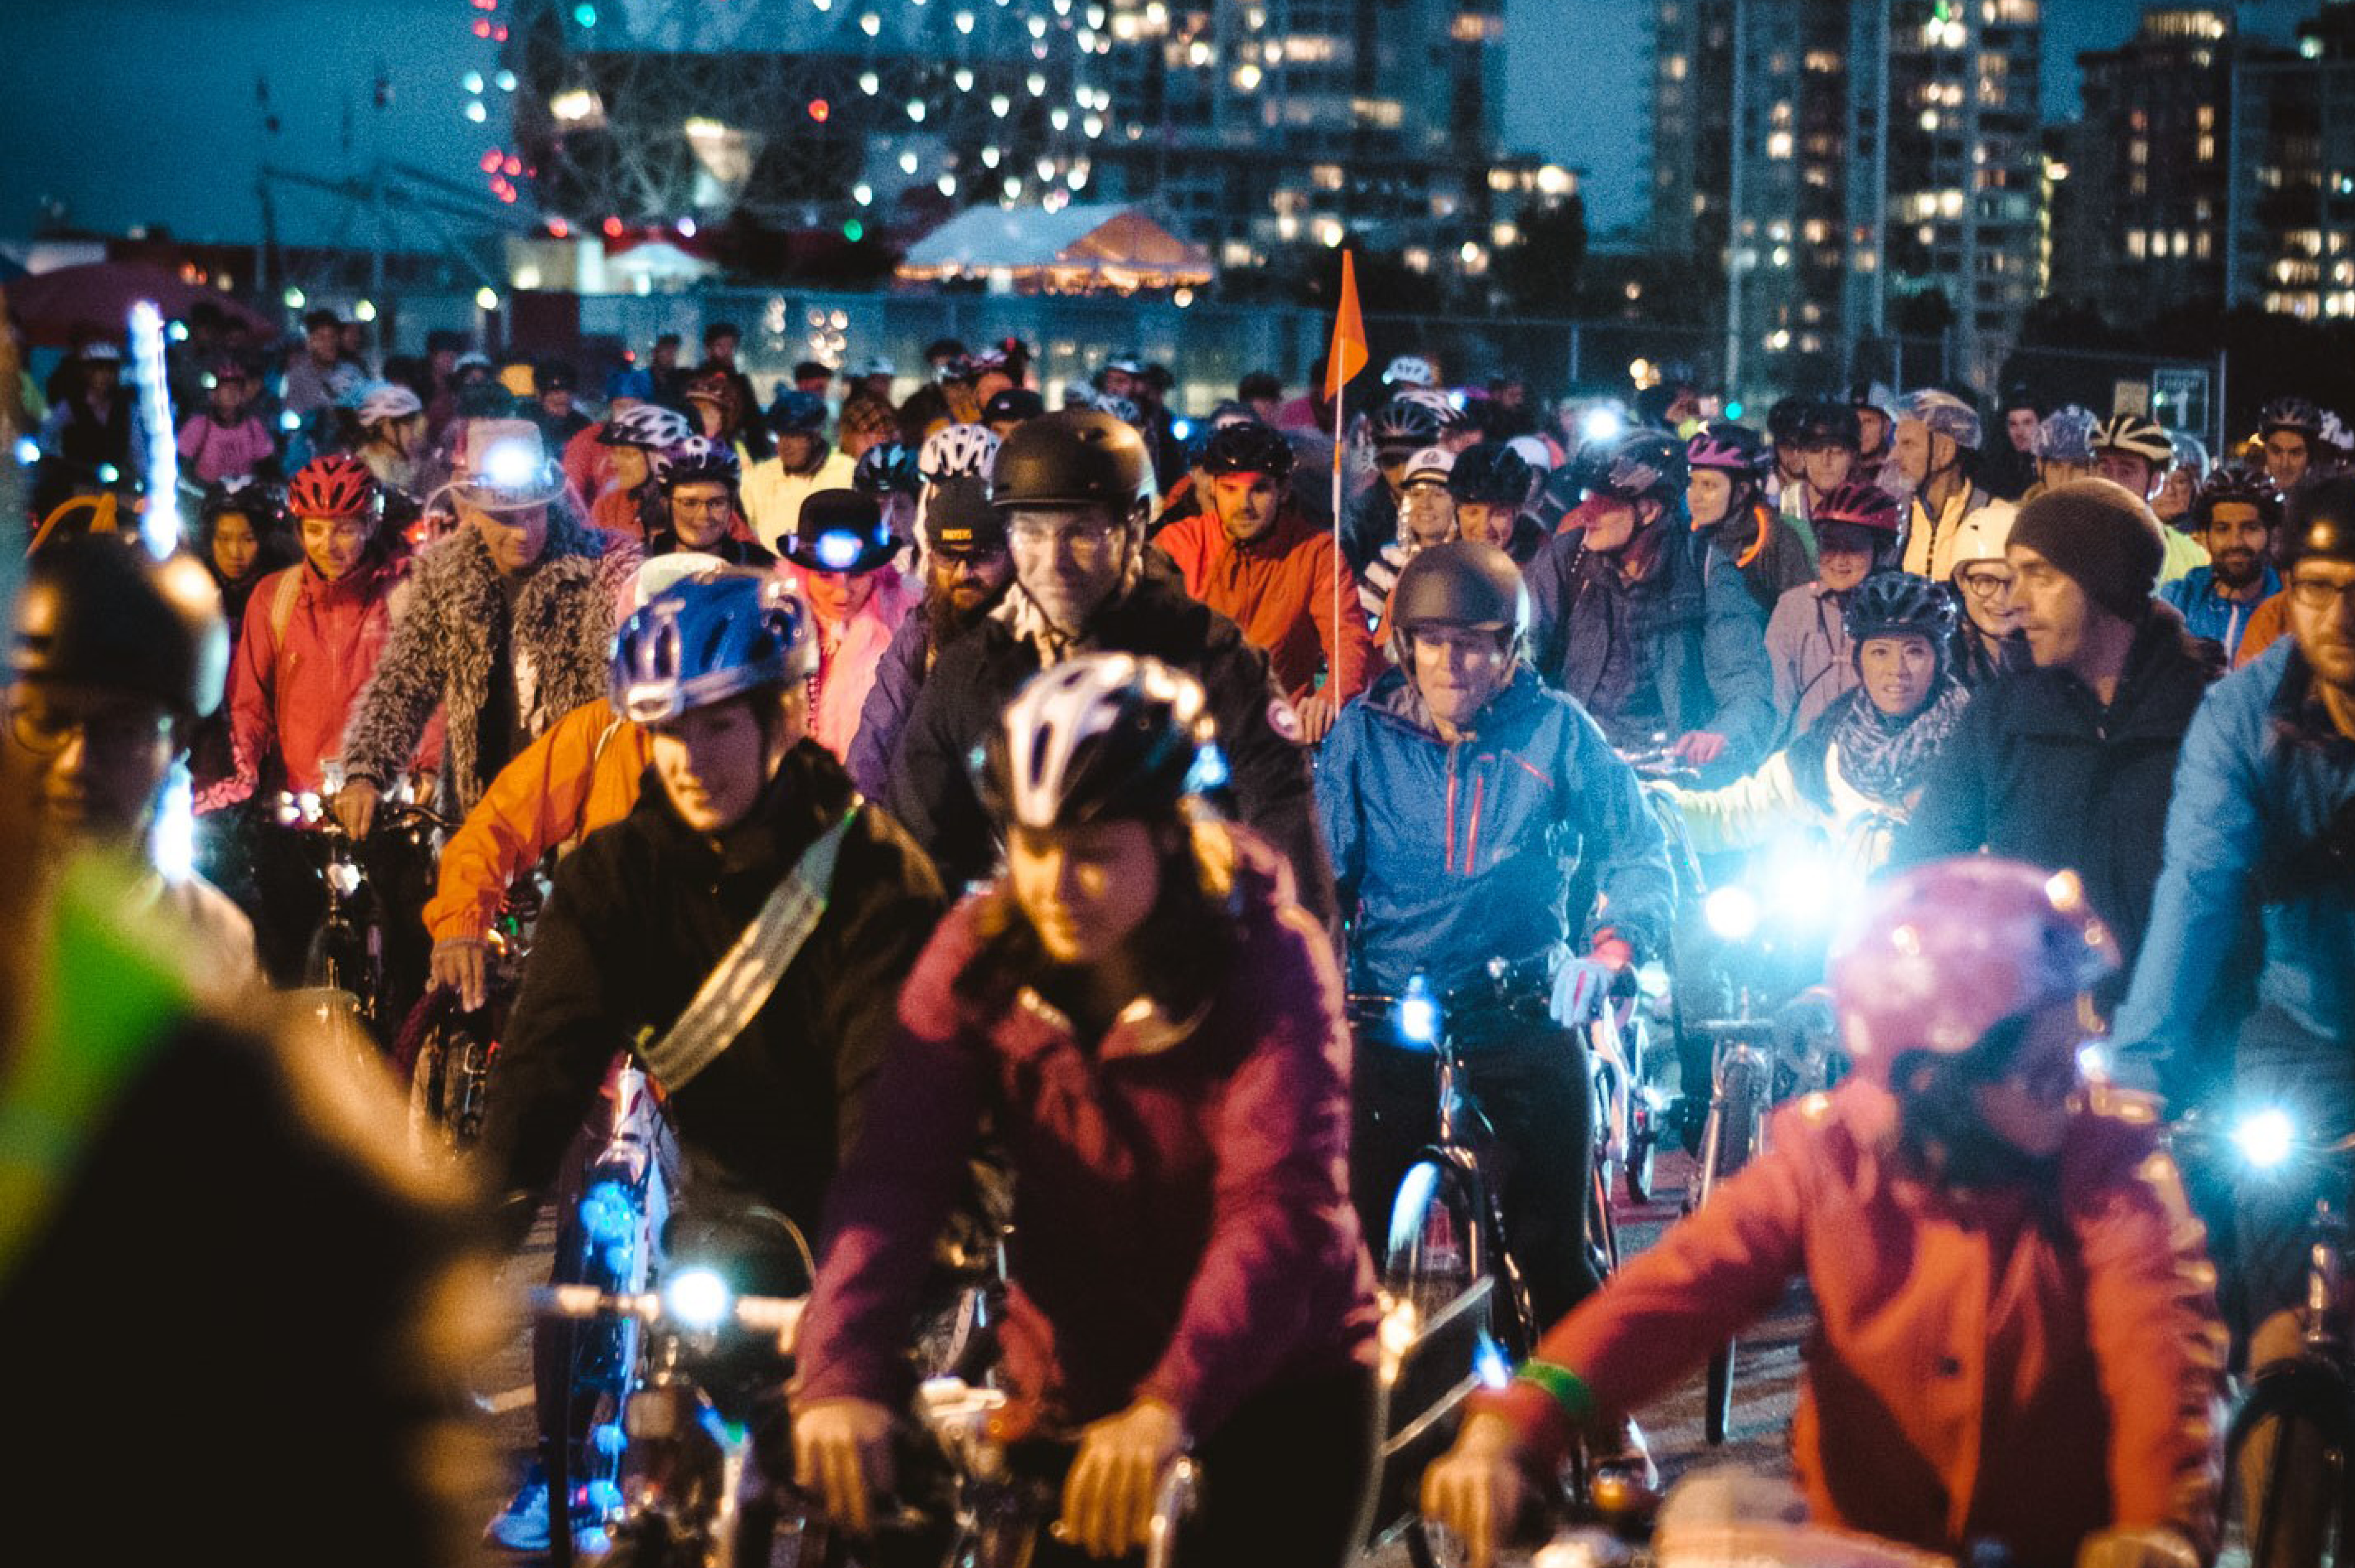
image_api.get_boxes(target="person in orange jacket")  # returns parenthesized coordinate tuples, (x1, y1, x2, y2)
(419, 553, 730, 1009)
(1421, 857, 2228, 1568)
(1153, 420, 1375, 742)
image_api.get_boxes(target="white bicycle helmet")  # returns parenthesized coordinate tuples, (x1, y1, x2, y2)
(353, 381, 425, 427)
(602, 403, 695, 452)
(975, 653, 1216, 831)
(1382, 355, 1438, 389)
(920, 422, 1003, 483)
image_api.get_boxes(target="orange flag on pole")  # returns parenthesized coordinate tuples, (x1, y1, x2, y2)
(1324, 250, 1368, 401)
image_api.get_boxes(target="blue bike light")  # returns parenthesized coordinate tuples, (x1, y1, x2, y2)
(2233, 1107, 2297, 1171)
(1474, 1334, 1512, 1391)
(664, 1266, 732, 1332)
(578, 1180, 637, 1246)
(1397, 975, 1440, 1048)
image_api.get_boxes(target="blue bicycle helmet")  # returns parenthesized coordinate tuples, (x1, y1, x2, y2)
(610, 572, 816, 724)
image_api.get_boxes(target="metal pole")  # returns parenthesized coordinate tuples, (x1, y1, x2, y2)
(2215, 347, 2230, 454)
(1723, 0, 1747, 400)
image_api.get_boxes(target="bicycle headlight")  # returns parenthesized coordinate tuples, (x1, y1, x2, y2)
(1396, 976, 1441, 1048)
(1703, 885, 1760, 941)
(663, 1266, 732, 1332)
(2232, 1107, 2297, 1171)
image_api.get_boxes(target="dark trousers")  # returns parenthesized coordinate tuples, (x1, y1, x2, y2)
(1351, 1024, 1599, 1329)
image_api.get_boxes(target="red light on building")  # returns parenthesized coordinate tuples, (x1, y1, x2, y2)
(602, 216, 625, 238)
(808, 99, 830, 123)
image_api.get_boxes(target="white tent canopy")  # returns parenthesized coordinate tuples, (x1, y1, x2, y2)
(897, 203, 1211, 294)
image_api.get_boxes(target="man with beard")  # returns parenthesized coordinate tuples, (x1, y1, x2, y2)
(2114, 480, 2355, 1565)
(847, 477, 1015, 799)
(1153, 420, 1375, 743)
(2161, 470, 2283, 664)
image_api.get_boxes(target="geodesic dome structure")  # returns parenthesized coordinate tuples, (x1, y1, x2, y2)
(502, 0, 1108, 231)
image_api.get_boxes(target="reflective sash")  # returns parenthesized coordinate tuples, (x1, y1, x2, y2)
(639, 802, 859, 1093)
(0, 857, 192, 1291)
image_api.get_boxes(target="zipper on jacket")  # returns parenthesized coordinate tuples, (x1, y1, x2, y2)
(1465, 769, 1486, 874)
(1443, 749, 1459, 874)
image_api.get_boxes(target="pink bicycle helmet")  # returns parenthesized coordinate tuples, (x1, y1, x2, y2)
(1828, 858, 2119, 1087)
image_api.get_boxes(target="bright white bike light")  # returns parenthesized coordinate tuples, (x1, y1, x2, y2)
(1397, 993, 1439, 1047)
(1579, 405, 1625, 445)
(480, 438, 543, 492)
(2233, 1107, 2297, 1171)
(664, 1267, 732, 1332)
(1704, 886, 1760, 942)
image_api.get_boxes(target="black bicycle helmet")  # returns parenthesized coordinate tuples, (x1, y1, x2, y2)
(1766, 396, 1811, 446)
(2261, 397, 2325, 438)
(974, 653, 1217, 831)
(1198, 420, 1296, 483)
(2284, 474, 2355, 567)
(853, 440, 923, 498)
(990, 409, 1151, 512)
(2188, 466, 2282, 532)
(1569, 428, 1689, 506)
(11, 535, 231, 720)
(199, 476, 283, 533)
(1369, 397, 1446, 454)
(1447, 441, 1536, 506)
(1387, 540, 1531, 666)
(1785, 400, 1863, 451)
(1685, 421, 1769, 477)
(1844, 571, 1957, 652)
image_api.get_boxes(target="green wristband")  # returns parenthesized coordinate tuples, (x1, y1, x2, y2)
(1513, 1359, 1597, 1426)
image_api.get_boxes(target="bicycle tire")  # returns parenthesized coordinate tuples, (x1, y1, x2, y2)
(1624, 1122, 1656, 1205)
(1695, 1052, 1762, 1449)
(2223, 1358, 2355, 1568)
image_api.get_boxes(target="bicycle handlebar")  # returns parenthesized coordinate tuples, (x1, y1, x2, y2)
(530, 1283, 806, 1345)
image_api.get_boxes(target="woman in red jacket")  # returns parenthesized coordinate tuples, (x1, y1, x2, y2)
(219, 454, 423, 982)
(1422, 857, 2229, 1568)
(791, 653, 1379, 1565)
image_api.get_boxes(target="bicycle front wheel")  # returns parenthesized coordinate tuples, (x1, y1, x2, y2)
(2225, 1361, 2355, 1568)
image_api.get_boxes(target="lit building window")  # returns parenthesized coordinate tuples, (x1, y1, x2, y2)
(1767, 132, 1794, 158)
(2128, 229, 2147, 259)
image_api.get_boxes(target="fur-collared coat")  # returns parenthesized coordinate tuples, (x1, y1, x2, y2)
(339, 510, 640, 815)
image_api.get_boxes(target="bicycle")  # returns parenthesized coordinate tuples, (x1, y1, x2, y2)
(272, 787, 450, 1038)
(1351, 963, 1650, 1566)
(398, 872, 547, 1160)
(2192, 1107, 2355, 1568)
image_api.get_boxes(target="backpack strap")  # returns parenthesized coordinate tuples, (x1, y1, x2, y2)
(637, 801, 862, 1093)
(268, 566, 304, 649)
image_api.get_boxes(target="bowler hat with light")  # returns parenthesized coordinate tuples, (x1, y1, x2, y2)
(783, 488, 900, 575)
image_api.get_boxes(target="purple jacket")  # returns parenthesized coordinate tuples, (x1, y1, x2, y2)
(791, 826, 1378, 1437)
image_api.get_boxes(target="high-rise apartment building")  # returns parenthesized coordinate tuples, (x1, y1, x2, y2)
(1087, 0, 1573, 281)
(1651, 0, 2040, 391)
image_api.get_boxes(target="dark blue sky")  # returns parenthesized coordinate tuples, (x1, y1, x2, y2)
(0, 0, 2296, 246)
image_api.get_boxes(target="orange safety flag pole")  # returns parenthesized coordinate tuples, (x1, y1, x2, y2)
(1326, 250, 1369, 695)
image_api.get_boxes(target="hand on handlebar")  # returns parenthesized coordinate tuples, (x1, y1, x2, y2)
(792, 1396, 897, 1538)
(431, 937, 492, 1013)
(333, 779, 380, 840)
(1668, 729, 1729, 768)
(1058, 1396, 1186, 1560)
(1419, 1410, 1530, 1568)
(1549, 931, 1633, 1028)
(1295, 693, 1338, 746)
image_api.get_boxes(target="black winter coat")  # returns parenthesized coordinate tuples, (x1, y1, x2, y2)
(483, 741, 947, 1231)
(1892, 604, 2217, 979)
(885, 559, 1336, 919)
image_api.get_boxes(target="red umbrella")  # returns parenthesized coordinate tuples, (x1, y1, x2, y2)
(3, 262, 275, 349)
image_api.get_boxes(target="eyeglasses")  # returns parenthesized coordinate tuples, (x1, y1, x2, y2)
(670, 494, 731, 514)
(2289, 576, 2355, 612)
(1958, 569, 2012, 598)
(1008, 516, 1120, 557)
(7, 693, 173, 761)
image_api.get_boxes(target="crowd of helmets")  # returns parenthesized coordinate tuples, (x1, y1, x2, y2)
(24, 303, 2344, 716)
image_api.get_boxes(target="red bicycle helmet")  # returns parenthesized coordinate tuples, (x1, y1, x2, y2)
(1812, 480, 1902, 535)
(286, 454, 379, 520)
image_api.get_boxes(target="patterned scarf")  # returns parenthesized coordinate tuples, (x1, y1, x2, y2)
(1827, 678, 1971, 807)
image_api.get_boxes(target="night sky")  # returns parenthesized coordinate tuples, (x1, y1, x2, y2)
(0, 0, 2308, 249)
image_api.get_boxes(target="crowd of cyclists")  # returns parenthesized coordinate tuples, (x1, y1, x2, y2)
(2, 305, 2352, 1568)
